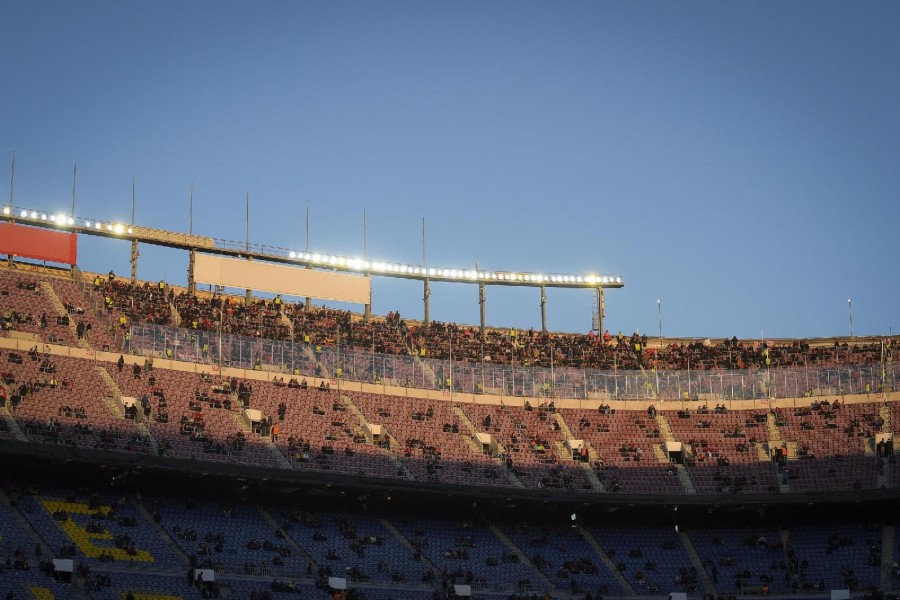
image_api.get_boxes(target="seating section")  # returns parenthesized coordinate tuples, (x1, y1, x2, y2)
(0, 473, 893, 599)
(689, 526, 792, 594)
(4, 353, 148, 453)
(788, 523, 882, 592)
(47, 276, 122, 352)
(388, 514, 544, 592)
(350, 392, 510, 487)
(562, 408, 684, 494)
(458, 402, 591, 491)
(592, 527, 698, 594)
(249, 380, 399, 479)
(271, 508, 422, 586)
(501, 522, 625, 595)
(776, 401, 880, 491)
(0, 270, 75, 345)
(664, 407, 778, 494)
(106, 364, 279, 468)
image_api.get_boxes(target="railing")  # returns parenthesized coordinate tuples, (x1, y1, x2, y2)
(128, 323, 899, 401)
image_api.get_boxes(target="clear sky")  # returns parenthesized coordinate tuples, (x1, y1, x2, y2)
(2, 1, 898, 339)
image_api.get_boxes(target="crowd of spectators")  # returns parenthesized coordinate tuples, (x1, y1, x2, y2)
(3, 268, 890, 379)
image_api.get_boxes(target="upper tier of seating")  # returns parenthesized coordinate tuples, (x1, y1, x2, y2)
(19, 263, 894, 374)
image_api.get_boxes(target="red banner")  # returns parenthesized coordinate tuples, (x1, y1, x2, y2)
(0, 223, 78, 265)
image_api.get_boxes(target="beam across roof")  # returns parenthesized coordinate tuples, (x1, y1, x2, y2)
(3, 204, 624, 289)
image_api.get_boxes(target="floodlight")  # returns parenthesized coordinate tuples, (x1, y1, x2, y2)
(30, 211, 37, 218)
(127, 227, 133, 234)
(95, 223, 102, 230)
(106, 224, 113, 231)
(1, 207, 8, 215)
(114, 224, 124, 234)
(40, 213, 47, 220)
(85, 221, 91, 227)
(289, 251, 296, 259)
(67, 217, 75, 226)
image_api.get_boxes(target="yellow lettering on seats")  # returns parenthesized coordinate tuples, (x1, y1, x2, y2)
(41, 499, 154, 562)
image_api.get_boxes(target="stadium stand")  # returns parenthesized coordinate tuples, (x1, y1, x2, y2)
(2, 260, 900, 599)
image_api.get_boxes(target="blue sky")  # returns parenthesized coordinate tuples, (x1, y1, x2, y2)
(2, 1, 898, 339)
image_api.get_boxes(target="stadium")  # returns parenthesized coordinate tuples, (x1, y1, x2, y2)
(0, 208, 897, 600)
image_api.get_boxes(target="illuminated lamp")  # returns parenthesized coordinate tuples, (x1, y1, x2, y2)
(113, 224, 124, 234)
(68, 217, 75, 226)
(40, 213, 47, 220)
(289, 251, 296, 259)
(1, 207, 9, 215)
(30, 211, 37, 218)
(95, 223, 102, 230)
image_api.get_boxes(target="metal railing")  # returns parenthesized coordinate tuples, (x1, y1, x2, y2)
(128, 323, 898, 401)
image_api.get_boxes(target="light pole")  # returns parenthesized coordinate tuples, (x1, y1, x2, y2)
(657, 299, 662, 342)
(656, 299, 661, 399)
(848, 298, 853, 337)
